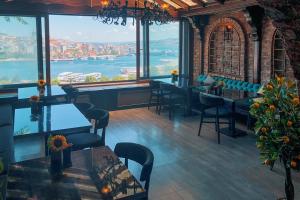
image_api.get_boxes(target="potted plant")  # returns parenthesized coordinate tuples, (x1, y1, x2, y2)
(250, 76, 300, 200)
(47, 135, 72, 179)
(171, 70, 179, 84)
(0, 157, 7, 200)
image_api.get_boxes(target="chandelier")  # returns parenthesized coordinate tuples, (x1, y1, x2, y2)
(95, 0, 174, 26)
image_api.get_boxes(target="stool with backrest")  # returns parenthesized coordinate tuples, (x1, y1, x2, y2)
(114, 142, 154, 200)
(148, 80, 161, 112)
(159, 83, 186, 120)
(67, 109, 109, 151)
(193, 93, 232, 144)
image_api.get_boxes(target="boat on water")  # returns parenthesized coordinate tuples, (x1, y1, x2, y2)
(120, 67, 136, 75)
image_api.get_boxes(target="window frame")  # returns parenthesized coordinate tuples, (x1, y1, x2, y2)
(272, 30, 287, 78)
(0, 13, 46, 88)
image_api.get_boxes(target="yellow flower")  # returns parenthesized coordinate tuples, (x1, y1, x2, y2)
(48, 135, 71, 152)
(38, 79, 46, 87)
(287, 120, 293, 127)
(171, 70, 178, 75)
(282, 136, 290, 144)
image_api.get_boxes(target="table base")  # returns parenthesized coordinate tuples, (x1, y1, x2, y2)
(220, 127, 247, 138)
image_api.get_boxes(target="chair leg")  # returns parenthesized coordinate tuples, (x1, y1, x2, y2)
(168, 102, 172, 120)
(148, 93, 153, 110)
(216, 116, 220, 144)
(198, 113, 203, 136)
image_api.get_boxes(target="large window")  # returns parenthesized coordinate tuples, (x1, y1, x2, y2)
(49, 15, 136, 84)
(149, 22, 179, 77)
(0, 16, 38, 85)
(272, 30, 287, 78)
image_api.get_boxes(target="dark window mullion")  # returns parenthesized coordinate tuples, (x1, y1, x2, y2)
(36, 16, 44, 81)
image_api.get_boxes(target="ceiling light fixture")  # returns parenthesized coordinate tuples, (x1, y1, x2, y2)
(94, 0, 174, 26)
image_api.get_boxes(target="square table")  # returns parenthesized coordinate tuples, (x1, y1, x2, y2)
(14, 104, 90, 137)
(6, 146, 146, 200)
(14, 104, 91, 155)
(18, 85, 66, 100)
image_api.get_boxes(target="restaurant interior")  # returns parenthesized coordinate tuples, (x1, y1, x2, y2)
(0, 0, 300, 199)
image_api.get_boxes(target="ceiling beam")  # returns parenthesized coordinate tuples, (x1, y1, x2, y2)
(215, 0, 226, 4)
(168, 0, 189, 10)
(180, 0, 259, 17)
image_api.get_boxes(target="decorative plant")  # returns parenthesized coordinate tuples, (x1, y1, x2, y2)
(30, 95, 40, 103)
(171, 69, 179, 83)
(37, 79, 46, 88)
(47, 135, 71, 152)
(250, 76, 300, 200)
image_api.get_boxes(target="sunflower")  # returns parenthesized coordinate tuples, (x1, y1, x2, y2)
(38, 79, 46, 87)
(48, 135, 71, 152)
(171, 70, 178, 75)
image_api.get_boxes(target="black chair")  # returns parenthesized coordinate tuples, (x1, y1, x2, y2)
(148, 80, 161, 112)
(114, 142, 154, 199)
(62, 85, 78, 103)
(67, 109, 109, 151)
(159, 83, 186, 120)
(192, 93, 232, 144)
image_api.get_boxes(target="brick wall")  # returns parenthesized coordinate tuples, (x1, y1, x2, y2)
(191, 10, 297, 85)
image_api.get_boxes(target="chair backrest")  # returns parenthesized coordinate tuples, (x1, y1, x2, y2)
(114, 142, 154, 193)
(199, 93, 224, 108)
(149, 80, 161, 90)
(0, 104, 13, 126)
(85, 109, 109, 132)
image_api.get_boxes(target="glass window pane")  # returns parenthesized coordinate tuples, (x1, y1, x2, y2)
(49, 15, 136, 84)
(0, 16, 38, 85)
(149, 22, 179, 77)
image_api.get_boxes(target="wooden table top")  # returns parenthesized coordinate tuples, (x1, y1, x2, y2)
(6, 146, 146, 200)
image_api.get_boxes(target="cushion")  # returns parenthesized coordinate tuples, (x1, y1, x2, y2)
(203, 75, 215, 85)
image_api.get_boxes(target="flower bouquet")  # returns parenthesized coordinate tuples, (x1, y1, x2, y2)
(171, 70, 179, 84)
(47, 135, 72, 179)
(250, 76, 300, 200)
(37, 80, 46, 96)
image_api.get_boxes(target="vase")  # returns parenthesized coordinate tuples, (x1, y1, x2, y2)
(50, 151, 63, 179)
(31, 102, 42, 115)
(63, 147, 72, 169)
(0, 174, 7, 200)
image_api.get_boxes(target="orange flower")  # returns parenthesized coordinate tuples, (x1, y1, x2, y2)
(291, 97, 300, 106)
(266, 84, 273, 91)
(171, 70, 178, 75)
(101, 185, 111, 194)
(282, 136, 290, 144)
(30, 95, 40, 102)
(269, 105, 276, 111)
(261, 127, 267, 133)
(48, 135, 71, 152)
(264, 159, 271, 166)
(291, 160, 297, 168)
(38, 79, 46, 87)
(252, 102, 260, 109)
(276, 76, 285, 85)
(287, 120, 293, 127)
(287, 80, 295, 88)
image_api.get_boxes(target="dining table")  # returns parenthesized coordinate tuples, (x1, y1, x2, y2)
(14, 103, 91, 155)
(6, 146, 146, 200)
(209, 88, 257, 137)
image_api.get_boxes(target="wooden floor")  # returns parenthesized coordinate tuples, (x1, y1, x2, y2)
(15, 107, 300, 200)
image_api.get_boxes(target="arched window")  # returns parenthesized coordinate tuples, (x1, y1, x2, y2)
(208, 24, 241, 78)
(272, 30, 287, 78)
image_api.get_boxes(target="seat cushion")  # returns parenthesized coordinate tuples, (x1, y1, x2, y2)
(204, 107, 232, 118)
(67, 133, 103, 151)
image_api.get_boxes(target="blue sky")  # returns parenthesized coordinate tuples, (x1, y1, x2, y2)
(0, 15, 178, 43)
